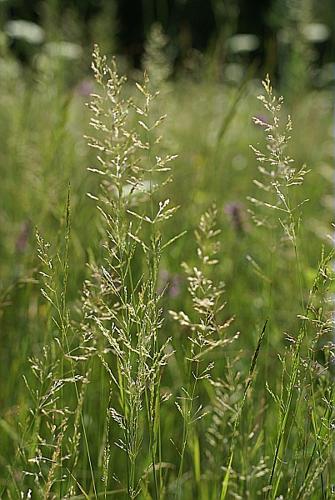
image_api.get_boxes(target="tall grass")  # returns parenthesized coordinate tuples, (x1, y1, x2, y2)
(0, 43, 334, 499)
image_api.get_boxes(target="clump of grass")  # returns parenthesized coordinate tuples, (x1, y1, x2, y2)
(247, 75, 310, 346)
(18, 195, 92, 498)
(249, 76, 335, 499)
(83, 45, 180, 498)
(2, 47, 334, 500)
(170, 205, 239, 497)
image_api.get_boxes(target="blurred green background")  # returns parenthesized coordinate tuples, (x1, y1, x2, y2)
(1, 0, 334, 80)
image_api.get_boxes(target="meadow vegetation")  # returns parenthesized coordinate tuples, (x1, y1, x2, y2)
(0, 27, 334, 499)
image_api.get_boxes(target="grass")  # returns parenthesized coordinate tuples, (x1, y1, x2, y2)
(0, 38, 334, 499)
